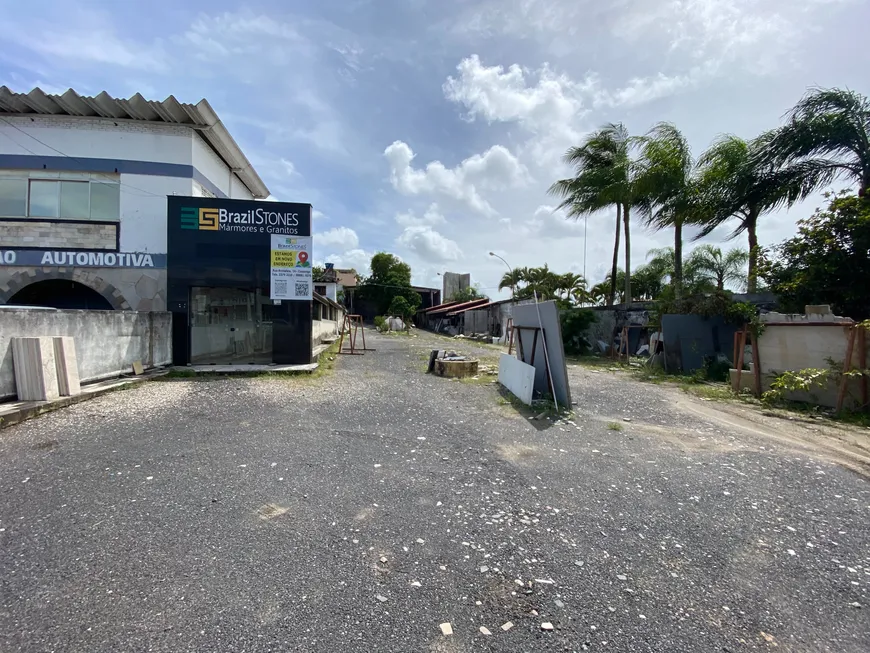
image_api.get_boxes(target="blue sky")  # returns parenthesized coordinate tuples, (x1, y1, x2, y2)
(1, 0, 867, 296)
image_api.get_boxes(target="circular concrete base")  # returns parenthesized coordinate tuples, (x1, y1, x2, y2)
(433, 359, 479, 378)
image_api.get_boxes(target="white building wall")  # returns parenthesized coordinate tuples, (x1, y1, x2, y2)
(0, 116, 193, 164)
(0, 114, 267, 311)
(119, 174, 194, 253)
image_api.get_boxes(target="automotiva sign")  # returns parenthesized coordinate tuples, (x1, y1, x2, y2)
(0, 249, 166, 268)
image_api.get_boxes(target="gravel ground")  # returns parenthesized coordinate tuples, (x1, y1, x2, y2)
(1, 329, 868, 652)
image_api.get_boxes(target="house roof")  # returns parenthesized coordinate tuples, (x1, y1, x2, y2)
(0, 86, 269, 199)
(419, 300, 463, 314)
(426, 298, 489, 316)
(314, 292, 344, 312)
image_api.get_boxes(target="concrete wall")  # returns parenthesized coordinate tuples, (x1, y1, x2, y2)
(0, 308, 171, 399)
(756, 309, 863, 408)
(0, 116, 193, 165)
(312, 317, 341, 345)
(442, 272, 470, 302)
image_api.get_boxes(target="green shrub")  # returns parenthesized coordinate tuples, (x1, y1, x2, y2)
(374, 316, 388, 333)
(560, 309, 597, 356)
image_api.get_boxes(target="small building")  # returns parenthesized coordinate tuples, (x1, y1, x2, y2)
(0, 86, 267, 311)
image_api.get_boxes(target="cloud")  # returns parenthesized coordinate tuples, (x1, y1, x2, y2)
(397, 226, 463, 263)
(0, 11, 167, 71)
(324, 248, 374, 276)
(315, 226, 359, 250)
(444, 55, 591, 133)
(395, 203, 447, 227)
(384, 140, 528, 216)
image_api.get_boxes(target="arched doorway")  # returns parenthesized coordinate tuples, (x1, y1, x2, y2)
(7, 279, 115, 310)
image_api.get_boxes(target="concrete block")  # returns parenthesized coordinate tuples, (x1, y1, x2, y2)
(11, 337, 60, 401)
(498, 353, 535, 405)
(53, 336, 81, 396)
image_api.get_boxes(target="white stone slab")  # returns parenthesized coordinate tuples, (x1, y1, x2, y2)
(498, 353, 536, 405)
(11, 337, 60, 401)
(511, 300, 572, 407)
(53, 336, 81, 396)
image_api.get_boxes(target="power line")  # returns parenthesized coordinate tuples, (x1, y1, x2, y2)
(0, 116, 167, 198)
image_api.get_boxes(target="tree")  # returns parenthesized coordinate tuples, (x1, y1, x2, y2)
(695, 134, 819, 292)
(686, 244, 749, 291)
(450, 286, 486, 302)
(760, 87, 870, 196)
(387, 296, 414, 323)
(358, 252, 420, 315)
(636, 123, 711, 302)
(760, 193, 870, 320)
(632, 248, 675, 300)
(498, 268, 525, 298)
(588, 282, 608, 306)
(312, 265, 326, 282)
(498, 266, 588, 305)
(549, 123, 641, 305)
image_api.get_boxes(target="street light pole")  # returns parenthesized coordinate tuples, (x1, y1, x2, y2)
(489, 251, 514, 301)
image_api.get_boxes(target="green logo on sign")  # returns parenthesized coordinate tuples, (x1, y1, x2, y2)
(180, 207, 198, 230)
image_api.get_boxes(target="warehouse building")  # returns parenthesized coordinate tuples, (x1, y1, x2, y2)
(0, 86, 268, 312)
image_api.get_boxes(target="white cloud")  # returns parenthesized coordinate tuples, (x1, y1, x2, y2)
(384, 140, 528, 216)
(443, 55, 590, 133)
(397, 225, 463, 263)
(395, 203, 447, 227)
(324, 248, 374, 276)
(315, 226, 359, 250)
(280, 158, 296, 177)
(312, 209, 327, 221)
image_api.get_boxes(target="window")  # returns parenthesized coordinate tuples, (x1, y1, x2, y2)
(14, 178, 121, 221)
(90, 182, 120, 220)
(0, 178, 27, 217)
(29, 180, 60, 217)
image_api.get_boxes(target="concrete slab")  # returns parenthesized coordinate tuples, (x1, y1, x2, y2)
(512, 300, 572, 407)
(53, 336, 81, 396)
(498, 353, 535, 405)
(184, 364, 318, 374)
(11, 336, 60, 401)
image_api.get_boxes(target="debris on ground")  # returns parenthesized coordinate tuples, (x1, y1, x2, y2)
(440, 622, 453, 636)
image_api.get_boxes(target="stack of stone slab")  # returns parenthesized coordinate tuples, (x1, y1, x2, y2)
(11, 336, 81, 401)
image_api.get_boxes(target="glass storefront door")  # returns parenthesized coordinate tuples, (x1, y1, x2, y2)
(189, 287, 273, 364)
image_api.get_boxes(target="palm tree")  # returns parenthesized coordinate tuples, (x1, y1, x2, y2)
(588, 282, 608, 306)
(636, 123, 710, 302)
(549, 123, 641, 305)
(695, 134, 819, 292)
(760, 87, 870, 196)
(686, 245, 749, 292)
(498, 268, 526, 298)
(556, 272, 587, 302)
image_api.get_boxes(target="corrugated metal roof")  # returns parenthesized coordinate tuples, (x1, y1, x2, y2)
(427, 298, 489, 316)
(419, 300, 463, 314)
(0, 86, 269, 199)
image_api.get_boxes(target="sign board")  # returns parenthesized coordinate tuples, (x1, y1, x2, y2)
(0, 249, 166, 268)
(270, 234, 312, 300)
